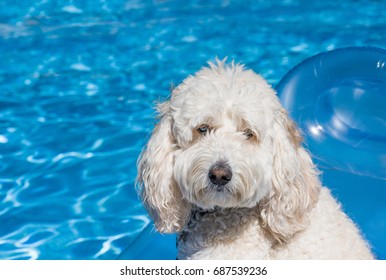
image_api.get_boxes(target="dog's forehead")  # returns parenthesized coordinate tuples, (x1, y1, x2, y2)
(172, 64, 276, 106)
(172, 78, 276, 118)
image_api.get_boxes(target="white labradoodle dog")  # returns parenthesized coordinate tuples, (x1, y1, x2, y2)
(137, 59, 374, 259)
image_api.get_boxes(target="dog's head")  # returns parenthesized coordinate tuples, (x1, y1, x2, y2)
(137, 59, 320, 242)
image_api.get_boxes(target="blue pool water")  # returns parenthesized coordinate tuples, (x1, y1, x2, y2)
(0, 0, 385, 259)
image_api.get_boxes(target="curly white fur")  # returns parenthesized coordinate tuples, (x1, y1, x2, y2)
(137, 59, 374, 259)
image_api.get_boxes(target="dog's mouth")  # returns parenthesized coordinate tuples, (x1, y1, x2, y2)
(208, 183, 231, 193)
(191, 182, 245, 209)
(216, 186, 230, 193)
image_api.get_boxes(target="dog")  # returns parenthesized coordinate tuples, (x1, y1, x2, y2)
(137, 59, 374, 259)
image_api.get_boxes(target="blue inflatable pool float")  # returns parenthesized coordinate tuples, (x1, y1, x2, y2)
(277, 46, 386, 180)
(276, 46, 386, 259)
(119, 47, 386, 260)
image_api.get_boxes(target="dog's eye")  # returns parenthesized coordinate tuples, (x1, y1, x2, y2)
(243, 128, 254, 140)
(197, 124, 210, 135)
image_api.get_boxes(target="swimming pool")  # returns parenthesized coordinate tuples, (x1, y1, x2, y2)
(0, 0, 385, 259)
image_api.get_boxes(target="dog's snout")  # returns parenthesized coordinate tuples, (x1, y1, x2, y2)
(208, 163, 232, 187)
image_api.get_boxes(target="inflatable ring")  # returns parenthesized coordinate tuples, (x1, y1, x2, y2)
(276, 46, 386, 259)
(276, 46, 386, 180)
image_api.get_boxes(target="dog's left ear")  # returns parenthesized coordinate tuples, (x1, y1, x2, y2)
(259, 107, 321, 243)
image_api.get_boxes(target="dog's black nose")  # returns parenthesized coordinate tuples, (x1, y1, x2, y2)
(208, 163, 232, 186)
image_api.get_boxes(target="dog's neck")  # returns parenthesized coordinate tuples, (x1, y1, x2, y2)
(179, 206, 255, 240)
(177, 205, 273, 258)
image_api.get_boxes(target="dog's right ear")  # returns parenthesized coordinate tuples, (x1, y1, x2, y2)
(137, 101, 191, 233)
